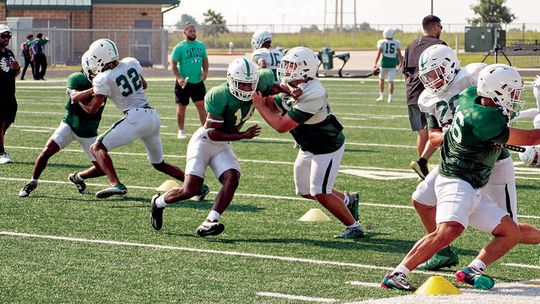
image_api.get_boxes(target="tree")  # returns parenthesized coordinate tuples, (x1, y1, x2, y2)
(203, 9, 229, 37)
(300, 25, 321, 34)
(175, 14, 200, 30)
(468, 0, 515, 26)
(358, 22, 375, 32)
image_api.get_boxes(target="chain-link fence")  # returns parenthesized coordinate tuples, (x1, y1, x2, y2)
(10, 27, 169, 68)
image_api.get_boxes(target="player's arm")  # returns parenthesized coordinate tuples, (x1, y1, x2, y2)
(373, 48, 382, 70)
(397, 48, 404, 69)
(204, 113, 261, 141)
(257, 58, 267, 68)
(171, 59, 186, 86)
(201, 56, 209, 81)
(426, 114, 444, 147)
(140, 74, 148, 90)
(252, 91, 298, 133)
(507, 128, 540, 146)
(76, 91, 105, 115)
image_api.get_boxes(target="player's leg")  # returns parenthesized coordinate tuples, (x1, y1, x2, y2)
(192, 81, 207, 126)
(412, 167, 460, 270)
(174, 82, 190, 139)
(19, 123, 74, 197)
(67, 135, 105, 194)
(92, 115, 138, 198)
(481, 157, 540, 244)
(0, 100, 17, 164)
(408, 105, 432, 179)
(195, 147, 242, 236)
(376, 69, 386, 101)
(387, 69, 396, 103)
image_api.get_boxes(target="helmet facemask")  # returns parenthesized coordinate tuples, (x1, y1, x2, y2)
(419, 61, 457, 94)
(494, 85, 524, 125)
(227, 58, 259, 102)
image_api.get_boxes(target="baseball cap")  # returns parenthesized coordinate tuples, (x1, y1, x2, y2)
(0, 24, 12, 34)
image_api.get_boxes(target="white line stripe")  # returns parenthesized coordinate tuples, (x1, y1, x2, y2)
(345, 281, 381, 288)
(256, 292, 338, 303)
(1, 176, 539, 220)
(0, 231, 462, 278)
(502, 263, 540, 270)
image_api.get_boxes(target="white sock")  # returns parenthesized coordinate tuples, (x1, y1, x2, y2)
(343, 194, 350, 206)
(155, 195, 167, 208)
(393, 264, 411, 276)
(388, 94, 393, 100)
(346, 221, 359, 229)
(468, 259, 486, 272)
(379, 92, 384, 98)
(31, 178, 38, 184)
(207, 210, 221, 222)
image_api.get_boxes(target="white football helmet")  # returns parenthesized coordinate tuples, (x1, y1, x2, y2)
(81, 50, 97, 81)
(88, 38, 119, 73)
(519, 146, 540, 166)
(383, 28, 395, 39)
(477, 64, 524, 124)
(227, 58, 259, 101)
(534, 114, 540, 129)
(277, 46, 320, 83)
(251, 30, 272, 50)
(418, 45, 460, 94)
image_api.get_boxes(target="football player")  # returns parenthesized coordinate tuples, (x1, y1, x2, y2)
(412, 46, 540, 271)
(77, 39, 209, 200)
(383, 64, 540, 291)
(252, 46, 363, 239)
(251, 30, 283, 81)
(373, 28, 403, 103)
(149, 58, 274, 237)
(18, 51, 106, 197)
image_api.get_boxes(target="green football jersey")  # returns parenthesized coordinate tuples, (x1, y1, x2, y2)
(274, 79, 345, 154)
(62, 72, 105, 138)
(171, 40, 207, 84)
(205, 68, 274, 131)
(439, 86, 510, 189)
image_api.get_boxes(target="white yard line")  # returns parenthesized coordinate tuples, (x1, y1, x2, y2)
(345, 281, 382, 288)
(502, 263, 540, 270)
(0, 231, 459, 278)
(256, 292, 338, 303)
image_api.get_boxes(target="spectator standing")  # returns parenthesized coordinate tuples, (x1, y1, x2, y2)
(0, 25, 20, 164)
(31, 32, 48, 80)
(171, 23, 208, 139)
(20, 34, 34, 80)
(402, 15, 446, 179)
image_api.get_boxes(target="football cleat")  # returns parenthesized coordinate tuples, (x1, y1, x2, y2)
(334, 226, 364, 239)
(345, 192, 360, 221)
(0, 152, 12, 164)
(417, 246, 459, 270)
(196, 219, 225, 237)
(177, 130, 187, 139)
(68, 172, 90, 194)
(193, 184, 210, 201)
(95, 183, 127, 199)
(410, 160, 429, 180)
(19, 181, 37, 197)
(376, 96, 384, 102)
(381, 272, 416, 291)
(455, 267, 495, 290)
(150, 194, 164, 230)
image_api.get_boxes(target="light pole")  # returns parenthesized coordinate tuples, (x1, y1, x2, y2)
(431, 0, 433, 15)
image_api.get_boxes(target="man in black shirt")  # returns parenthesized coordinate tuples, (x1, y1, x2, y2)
(402, 15, 446, 179)
(0, 25, 20, 164)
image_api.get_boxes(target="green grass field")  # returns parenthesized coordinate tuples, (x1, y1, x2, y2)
(0, 77, 539, 303)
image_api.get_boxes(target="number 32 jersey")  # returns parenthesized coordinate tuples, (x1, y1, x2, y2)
(93, 57, 147, 112)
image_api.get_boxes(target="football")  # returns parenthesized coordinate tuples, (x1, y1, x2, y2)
(518, 146, 540, 166)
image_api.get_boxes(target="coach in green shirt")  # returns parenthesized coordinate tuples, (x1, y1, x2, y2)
(171, 23, 209, 139)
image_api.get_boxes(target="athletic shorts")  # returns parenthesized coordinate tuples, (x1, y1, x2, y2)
(185, 127, 240, 179)
(408, 104, 427, 131)
(98, 107, 164, 164)
(175, 81, 206, 105)
(379, 67, 397, 82)
(0, 98, 17, 123)
(294, 143, 345, 196)
(413, 157, 518, 223)
(51, 122, 96, 161)
(435, 175, 509, 233)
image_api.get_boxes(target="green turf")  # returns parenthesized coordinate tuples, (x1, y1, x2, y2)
(0, 78, 538, 303)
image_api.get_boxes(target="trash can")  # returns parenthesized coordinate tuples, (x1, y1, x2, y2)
(318, 46, 335, 70)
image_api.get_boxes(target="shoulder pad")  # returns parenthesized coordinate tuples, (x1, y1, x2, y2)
(418, 90, 438, 114)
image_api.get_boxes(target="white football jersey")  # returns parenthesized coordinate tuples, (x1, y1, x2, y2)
(279, 79, 331, 125)
(418, 63, 486, 126)
(377, 39, 400, 59)
(93, 57, 148, 112)
(251, 48, 283, 70)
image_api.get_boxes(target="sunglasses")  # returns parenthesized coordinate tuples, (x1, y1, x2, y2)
(1, 34, 12, 39)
